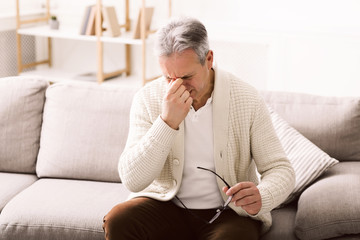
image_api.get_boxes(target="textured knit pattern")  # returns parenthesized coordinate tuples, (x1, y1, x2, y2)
(119, 67, 295, 234)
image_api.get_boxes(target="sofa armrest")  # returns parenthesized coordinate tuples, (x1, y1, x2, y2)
(295, 162, 360, 240)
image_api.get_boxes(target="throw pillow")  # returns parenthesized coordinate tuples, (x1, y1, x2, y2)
(268, 107, 339, 204)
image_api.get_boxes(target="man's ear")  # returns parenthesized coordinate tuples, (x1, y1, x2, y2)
(206, 50, 214, 69)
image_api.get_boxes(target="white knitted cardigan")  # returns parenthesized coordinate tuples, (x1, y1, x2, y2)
(119, 67, 295, 234)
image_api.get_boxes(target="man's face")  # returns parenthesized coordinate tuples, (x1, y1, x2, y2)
(159, 49, 214, 104)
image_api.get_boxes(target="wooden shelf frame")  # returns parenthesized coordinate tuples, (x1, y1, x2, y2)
(95, 0, 131, 83)
(140, 0, 172, 85)
(16, 0, 171, 85)
(16, 0, 52, 73)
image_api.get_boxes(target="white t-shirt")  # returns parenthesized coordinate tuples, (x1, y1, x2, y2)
(174, 95, 224, 209)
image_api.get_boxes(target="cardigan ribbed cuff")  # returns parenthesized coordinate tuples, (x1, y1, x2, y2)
(150, 116, 178, 147)
(254, 185, 274, 217)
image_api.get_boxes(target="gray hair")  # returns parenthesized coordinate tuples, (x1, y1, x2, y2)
(154, 17, 209, 65)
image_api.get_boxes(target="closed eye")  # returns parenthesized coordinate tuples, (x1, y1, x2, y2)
(181, 75, 193, 80)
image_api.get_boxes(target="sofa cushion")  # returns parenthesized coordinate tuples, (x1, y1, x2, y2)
(327, 234, 360, 240)
(295, 162, 360, 240)
(269, 107, 338, 204)
(261, 201, 298, 240)
(262, 91, 360, 161)
(0, 178, 130, 240)
(36, 82, 139, 182)
(0, 172, 37, 211)
(0, 76, 48, 173)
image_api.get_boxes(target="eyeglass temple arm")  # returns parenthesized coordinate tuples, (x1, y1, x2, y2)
(197, 167, 231, 189)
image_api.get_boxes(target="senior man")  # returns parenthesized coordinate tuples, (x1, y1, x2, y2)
(103, 17, 295, 240)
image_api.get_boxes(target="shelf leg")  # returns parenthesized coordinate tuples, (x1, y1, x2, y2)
(125, 0, 130, 31)
(141, 0, 146, 85)
(48, 37, 52, 67)
(125, 44, 131, 76)
(96, 0, 104, 84)
(16, 34, 23, 74)
(15, 0, 23, 74)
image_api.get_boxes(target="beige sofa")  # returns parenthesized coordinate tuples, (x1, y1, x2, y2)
(0, 76, 359, 240)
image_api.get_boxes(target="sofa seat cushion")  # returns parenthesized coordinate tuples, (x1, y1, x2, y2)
(0, 179, 130, 240)
(36, 82, 139, 182)
(327, 234, 360, 240)
(295, 162, 360, 240)
(0, 77, 48, 173)
(261, 201, 298, 240)
(0, 173, 37, 211)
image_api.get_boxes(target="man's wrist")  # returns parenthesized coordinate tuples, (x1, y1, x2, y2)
(160, 115, 179, 130)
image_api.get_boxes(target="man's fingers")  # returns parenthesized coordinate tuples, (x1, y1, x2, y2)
(225, 182, 254, 196)
(185, 96, 193, 108)
(233, 187, 254, 199)
(167, 78, 183, 93)
(180, 90, 191, 102)
(234, 193, 260, 206)
(225, 182, 260, 204)
(222, 182, 262, 215)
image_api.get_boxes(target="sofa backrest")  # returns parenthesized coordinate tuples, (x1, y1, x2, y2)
(36, 81, 139, 182)
(262, 91, 360, 162)
(0, 76, 49, 173)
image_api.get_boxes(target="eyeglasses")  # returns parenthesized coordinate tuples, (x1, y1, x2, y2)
(175, 167, 233, 224)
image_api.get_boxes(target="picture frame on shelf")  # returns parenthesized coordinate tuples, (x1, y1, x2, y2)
(102, 6, 121, 37)
(133, 7, 154, 39)
(85, 5, 97, 35)
(80, 5, 94, 35)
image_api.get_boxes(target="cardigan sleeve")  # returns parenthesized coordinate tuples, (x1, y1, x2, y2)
(118, 89, 178, 192)
(250, 95, 295, 215)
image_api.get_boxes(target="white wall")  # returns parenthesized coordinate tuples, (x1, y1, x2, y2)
(2, 0, 360, 96)
(171, 0, 360, 96)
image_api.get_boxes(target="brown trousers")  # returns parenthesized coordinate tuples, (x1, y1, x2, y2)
(103, 197, 261, 240)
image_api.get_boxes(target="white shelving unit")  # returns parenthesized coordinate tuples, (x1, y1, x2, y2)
(17, 26, 143, 45)
(16, 0, 171, 85)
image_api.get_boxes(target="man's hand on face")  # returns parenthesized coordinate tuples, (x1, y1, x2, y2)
(223, 182, 262, 215)
(161, 78, 193, 130)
